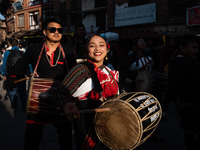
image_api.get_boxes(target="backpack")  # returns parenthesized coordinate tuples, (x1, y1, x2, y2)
(6, 49, 24, 74)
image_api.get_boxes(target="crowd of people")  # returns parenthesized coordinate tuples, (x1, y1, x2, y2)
(0, 15, 199, 150)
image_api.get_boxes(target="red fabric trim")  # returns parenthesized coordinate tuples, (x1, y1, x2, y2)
(85, 136, 95, 149)
(57, 61, 64, 64)
(9, 75, 16, 78)
(26, 119, 67, 125)
(45, 43, 61, 67)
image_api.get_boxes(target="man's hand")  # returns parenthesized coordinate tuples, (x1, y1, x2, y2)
(63, 102, 80, 120)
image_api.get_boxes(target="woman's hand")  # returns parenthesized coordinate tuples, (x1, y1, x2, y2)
(63, 102, 80, 120)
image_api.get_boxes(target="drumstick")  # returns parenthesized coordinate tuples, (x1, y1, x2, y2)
(14, 77, 29, 84)
(79, 107, 110, 114)
(60, 107, 110, 116)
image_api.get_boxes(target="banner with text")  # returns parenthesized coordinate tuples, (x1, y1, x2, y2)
(115, 3, 156, 27)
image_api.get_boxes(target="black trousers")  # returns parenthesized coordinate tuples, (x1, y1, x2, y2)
(74, 100, 109, 150)
(24, 122, 72, 150)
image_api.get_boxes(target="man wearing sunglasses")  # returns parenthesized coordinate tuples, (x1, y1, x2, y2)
(6, 16, 77, 150)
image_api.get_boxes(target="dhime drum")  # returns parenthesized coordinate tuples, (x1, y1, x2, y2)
(27, 77, 61, 116)
(94, 92, 162, 150)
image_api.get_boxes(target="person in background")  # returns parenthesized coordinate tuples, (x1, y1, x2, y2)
(168, 35, 200, 150)
(5, 40, 12, 51)
(19, 41, 26, 53)
(0, 42, 8, 100)
(5, 16, 77, 150)
(118, 37, 152, 92)
(2, 38, 21, 108)
(59, 34, 119, 149)
(71, 23, 87, 60)
(0, 45, 5, 99)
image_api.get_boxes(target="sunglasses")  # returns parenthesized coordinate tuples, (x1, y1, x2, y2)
(46, 27, 63, 34)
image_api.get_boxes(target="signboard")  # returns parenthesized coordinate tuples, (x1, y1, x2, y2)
(115, 3, 156, 27)
(186, 6, 200, 26)
(12, 1, 23, 11)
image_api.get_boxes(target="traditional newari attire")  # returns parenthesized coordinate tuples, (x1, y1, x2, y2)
(9, 42, 77, 150)
(59, 59, 119, 149)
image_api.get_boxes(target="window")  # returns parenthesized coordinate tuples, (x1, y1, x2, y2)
(29, 0, 39, 6)
(18, 14, 24, 27)
(29, 11, 40, 30)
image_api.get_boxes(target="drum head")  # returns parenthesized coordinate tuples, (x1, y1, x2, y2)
(95, 100, 142, 150)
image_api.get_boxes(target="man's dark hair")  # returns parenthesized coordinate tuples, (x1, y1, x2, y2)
(43, 16, 62, 29)
(11, 38, 18, 46)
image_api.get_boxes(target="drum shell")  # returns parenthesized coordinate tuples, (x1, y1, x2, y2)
(27, 78, 61, 116)
(94, 92, 162, 150)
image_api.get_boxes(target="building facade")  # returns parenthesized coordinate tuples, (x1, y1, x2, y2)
(3, 0, 200, 40)
(0, 19, 6, 44)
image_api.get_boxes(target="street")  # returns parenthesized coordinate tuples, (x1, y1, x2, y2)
(0, 79, 187, 150)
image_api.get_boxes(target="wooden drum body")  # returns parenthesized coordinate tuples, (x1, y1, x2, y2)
(94, 92, 162, 150)
(27, 78, 61, 116)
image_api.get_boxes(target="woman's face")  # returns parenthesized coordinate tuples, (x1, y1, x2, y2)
(137, 38, 146, 50)
(88, 35, 107, 67)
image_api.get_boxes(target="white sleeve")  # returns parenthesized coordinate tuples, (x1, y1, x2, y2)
(72, 78, 94, 97)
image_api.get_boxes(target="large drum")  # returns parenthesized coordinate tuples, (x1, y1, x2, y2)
(27, 78, 61, 116)
(94, 92, 162, 150)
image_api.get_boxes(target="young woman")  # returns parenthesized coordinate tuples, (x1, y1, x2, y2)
(59, 35, 119, 149)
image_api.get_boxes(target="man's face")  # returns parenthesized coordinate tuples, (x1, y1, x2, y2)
(43, 22, 63, 43)
(183, 41, 199, 59)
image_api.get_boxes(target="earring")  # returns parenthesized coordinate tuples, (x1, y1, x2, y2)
(105, 55, 108, 60)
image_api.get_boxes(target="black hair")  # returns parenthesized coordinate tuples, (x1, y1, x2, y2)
(43, 16, 62, 29)
(11, 38, 18, 46)
(84, 34, 108, 58)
